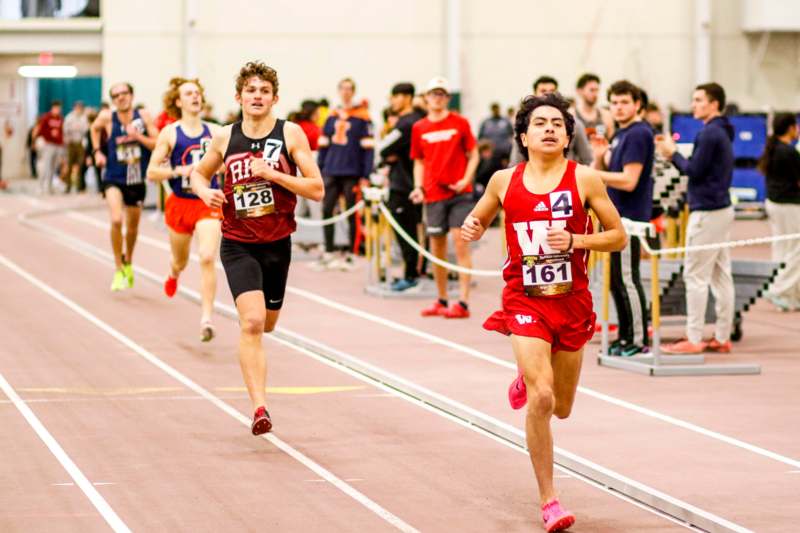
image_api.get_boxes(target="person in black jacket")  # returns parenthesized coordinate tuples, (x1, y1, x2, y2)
(656, 82, 736, 354)
(378, 83, 425, 291)
(758, 113, 800, 311)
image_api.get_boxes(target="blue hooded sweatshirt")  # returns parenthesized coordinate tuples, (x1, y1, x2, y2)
(671, 116, 734, 211)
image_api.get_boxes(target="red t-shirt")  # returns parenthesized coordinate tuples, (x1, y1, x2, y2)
(410, 112, 476, 203)
(296, 119, 320, 151)
(37, 112, 64, 145)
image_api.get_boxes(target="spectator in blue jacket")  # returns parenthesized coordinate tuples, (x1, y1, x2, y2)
(656, 82, 735, 354)
(316, 77, 374, 270)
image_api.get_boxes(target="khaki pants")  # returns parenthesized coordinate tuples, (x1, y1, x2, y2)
(765, 200, 800, 306)
(36, 141, 66, 193)
(683, 206, 735, 344)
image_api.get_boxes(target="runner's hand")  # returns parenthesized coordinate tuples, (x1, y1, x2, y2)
(547, 226, 572, 251)
(250, 156, 279, 181)
(409, 187, 424, 204)
(94, 151, 107, 168)
(125, 123, 141, 139)
(461, 215, 484, 241)
(199, 186, 225, 209)
(175, 165, 193, 177)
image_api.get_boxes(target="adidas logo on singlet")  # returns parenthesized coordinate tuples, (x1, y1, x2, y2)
(534, 201, 549, 212)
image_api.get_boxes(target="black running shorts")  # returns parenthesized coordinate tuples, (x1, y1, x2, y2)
(424, 193, 474, 236)
(220, 236, 291, 310)
(104, 182, 147, 207)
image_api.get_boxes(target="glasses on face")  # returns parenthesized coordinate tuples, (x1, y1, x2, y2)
(111, 90, 131, 99)
(428, 91, 448, 98)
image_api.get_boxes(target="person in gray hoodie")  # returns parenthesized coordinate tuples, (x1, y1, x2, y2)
(655, 82, 735, 354)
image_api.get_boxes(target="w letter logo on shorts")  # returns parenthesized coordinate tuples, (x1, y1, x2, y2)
(515, 314, 533, 325)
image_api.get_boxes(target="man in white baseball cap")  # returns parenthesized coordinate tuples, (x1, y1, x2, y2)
(409, 76, 479, 319)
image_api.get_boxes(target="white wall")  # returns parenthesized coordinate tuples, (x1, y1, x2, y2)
(95, 0, 800, 127)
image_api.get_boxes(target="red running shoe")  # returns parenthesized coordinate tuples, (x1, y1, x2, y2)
(705, 338, 732, 353)
(251, 406, 272, 435)
(508, 372, 527, 410)
(444, 303, 470, 319)
(164, 276, 178, 298)
(542, 499, 575, 532)
(421, 300, 448, 317)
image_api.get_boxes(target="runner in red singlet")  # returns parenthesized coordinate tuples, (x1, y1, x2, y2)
(462, 93, 626, 532)
(190, 61, 324, 435)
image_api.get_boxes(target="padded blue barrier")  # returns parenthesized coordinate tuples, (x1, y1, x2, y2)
(669, 113, 702, 144)
(731, 168, 766, 202)
(729, 114, 767, 159)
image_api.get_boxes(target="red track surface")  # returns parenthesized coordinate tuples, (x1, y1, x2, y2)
(1, 193, 798, 532)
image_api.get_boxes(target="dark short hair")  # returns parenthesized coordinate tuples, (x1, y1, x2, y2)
(576, 73, 600, 89)
(51, 100, 62, 107)
(695, 82, 726, 112)
(533, 75, 559, 92)
(607, 80, 641, 102)
(514, 92, 575, 160)
(338, 77, 356, 91)
(391, 82, 415, 96)
(639, 88, 649, 111)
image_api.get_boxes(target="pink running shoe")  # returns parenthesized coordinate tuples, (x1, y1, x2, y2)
(542, 499, 575, 532)
(508, 372, 527, 410)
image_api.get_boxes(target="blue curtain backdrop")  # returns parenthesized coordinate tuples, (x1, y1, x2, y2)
(38, 76, 102, 113)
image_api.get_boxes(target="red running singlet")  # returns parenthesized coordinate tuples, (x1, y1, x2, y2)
(221, 120, 298, 243)
(484, 160, 596, 351)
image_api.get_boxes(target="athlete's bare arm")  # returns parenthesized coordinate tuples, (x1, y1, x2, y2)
(90, 109, 112, 167)
(461, 168, 512, 241)
(191, 125, 229, 209)
(556, 165, 626, 252)
(132, 109, 158, 151)
(146, 125, 178, 181)
(249, 121, 324, 202)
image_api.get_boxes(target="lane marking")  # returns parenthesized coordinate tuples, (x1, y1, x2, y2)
(0, 252, 418, 533)
(17, 386, 364, 396)
(0, 372, 131, 533)
(60, 206, 800, 471)
(15, 210, 714, 531)
(216, 385, 365, 394)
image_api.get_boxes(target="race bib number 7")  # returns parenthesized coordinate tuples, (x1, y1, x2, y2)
(233, 181, 275, 218)
(522, 253, 573, 296)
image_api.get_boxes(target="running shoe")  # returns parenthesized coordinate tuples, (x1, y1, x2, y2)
(123, 263, 134, 288)
(338, 254, 356, 272)
(618, 344, 649, 357)
(705, 338, 731, 353)
(421, 300, 449, 317)
(444, 302, 470, 319)
(606, 339, 623, 356)
(541, 499, 575, 533)
(200, 321, 215, 343)
(390, 278, 418, 292)
(508, 372, 527, 410)
(110, 269, 127, 292)
(310, 252, 336, 271)
(251, 406, 272, 435)
(164, 276, 178, 298)
(661, 338, 707, 354)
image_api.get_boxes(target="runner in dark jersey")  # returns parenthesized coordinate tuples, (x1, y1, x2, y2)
(90, 82, 157, 291)
(146, 78, 223, 342)
(462, 93, 626, 532)
(191, 61, 324, 435)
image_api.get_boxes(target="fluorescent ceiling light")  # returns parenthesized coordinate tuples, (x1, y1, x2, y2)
(18, 65, 78, 78)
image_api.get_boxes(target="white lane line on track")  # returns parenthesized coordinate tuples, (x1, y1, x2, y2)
(0, 371, 131, 533)
(18, 210, 707, 531)
(0, 253, 419, 533)
(61, 207, 800, 471)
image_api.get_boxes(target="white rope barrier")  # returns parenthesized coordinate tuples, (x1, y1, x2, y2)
(377, 202, 502, 277)
(296, 200, 365, 227)
(621, 217, 800, 257)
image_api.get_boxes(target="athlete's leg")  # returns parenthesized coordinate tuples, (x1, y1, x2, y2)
(235, 290, 268, 411)
(105, 186, 125, 269)
(195, 218, 221, 323)
(322, 176, 342, 253)
(550, 348, 584, 419)
(167, 228, 193, 278)
(341, 176, 359, 253)
(429, 234, 449, 300)
(450, 227, 472, 302)
(511, 334, 557, 505)
(124, 205, 142, 263)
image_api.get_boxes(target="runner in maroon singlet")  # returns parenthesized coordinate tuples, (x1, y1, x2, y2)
(190, 61, 324, 435)
(462, 93, 626, 532)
